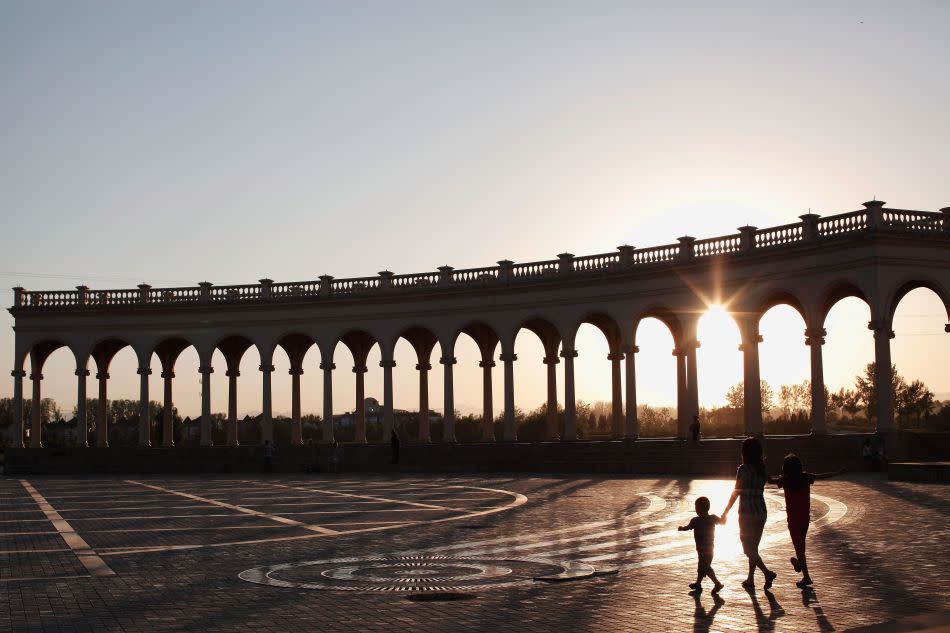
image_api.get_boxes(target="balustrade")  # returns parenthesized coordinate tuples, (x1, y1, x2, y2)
(511, 259, 559, 278)
(882, 209, 943, 232)
(572, 252, 620, 272)
(817, 210, 868, 237)
(754, 223, 803, 249)
(693, 234, 741, 257)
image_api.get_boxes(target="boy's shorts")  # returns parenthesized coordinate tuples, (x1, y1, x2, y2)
(697, 550, 713, 575)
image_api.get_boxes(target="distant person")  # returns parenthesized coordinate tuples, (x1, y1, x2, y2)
(390, 428, 401, 465)
(330, 441, 343, 474)
(872, 435, 887, 470)
(263, 439, 274, 473)
(722, 436, 777, 591)
(774, 453, 845, 588)
(678, 496, 726, 594)
(690, 415, 701, 445)
(862, 439, 873, 469)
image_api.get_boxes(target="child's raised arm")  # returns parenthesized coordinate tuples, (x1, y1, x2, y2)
(814, 467, 847, 480)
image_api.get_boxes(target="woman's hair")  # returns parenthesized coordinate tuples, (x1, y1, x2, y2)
(741, 436, 766, 476)
(782, 453, 808, 490)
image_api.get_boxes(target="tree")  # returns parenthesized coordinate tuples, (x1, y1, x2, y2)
(724, 381, 774, 414)
(852, 363, 936, 426)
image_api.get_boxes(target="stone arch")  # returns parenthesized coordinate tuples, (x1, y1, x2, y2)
(573, 311, 622, 352)
(887, 278, 950, 324)
(633, 307, 683, 344)
(819, 281, 872, 326)
(754, 290, 808, 325)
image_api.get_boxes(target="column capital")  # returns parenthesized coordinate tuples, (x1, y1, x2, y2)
(75, 369, 90, 377)
(198, 366, 214, 375)
(259, 364, 275, 373)
(622, 344, 640, 355)
(542, 355, 560, 365)
(439, 356, 457, 366)
(352, 364, 368, 374)
(499, 353, 517, 362)
(559, 349, 579, 359)
(672, 348, 687, 358)
(96, 371, 110, 380)
(288, 367, 304, 376)
(320, 362, 336, 371)
(379, 359, 397, 369)
(161, 370, 176, 379)
(11, 369, 26, 378)
(29, 372, 43, 381)
(137, 367, 152, 376)
(478, 360, 496, 368)
(607, 352, 625, 361)
(804, 327, 827, 346)
(868, 321, 895, 340)
(686, 339, 701, 350)
(416, 362, 433, 371)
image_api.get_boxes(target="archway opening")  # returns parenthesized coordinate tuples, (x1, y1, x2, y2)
(824, 297, 873, 432)
(634, 317, 677, 438)
(759, 304, 810, 435)
(696, 306, 742, 438)
(573, 322, 613, 440)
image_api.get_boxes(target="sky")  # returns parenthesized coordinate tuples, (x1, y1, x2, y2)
(1, 1, 948, 418)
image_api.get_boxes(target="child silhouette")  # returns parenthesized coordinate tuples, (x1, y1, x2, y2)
(679, 496, 726, 594)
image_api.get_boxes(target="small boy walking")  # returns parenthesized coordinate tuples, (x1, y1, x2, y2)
(679, 496, 726, 593)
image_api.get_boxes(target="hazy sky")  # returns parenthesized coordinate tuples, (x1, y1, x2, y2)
(2, 1, 948, 418)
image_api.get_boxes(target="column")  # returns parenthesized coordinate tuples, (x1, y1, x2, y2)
(542, 355, 560, 440)
(441, 355, 457, 442)
(199, 365, 214, 446)
(162, 370, 175, 447)
(869, 321, 895, 432)
(739, 319, 764, 436)
(673, 348, 688, 439)
(686, 340, 700, 425)
(96, 371, 109, 447)
(479, 359, 495, 441)
(321, 362, 335, 442)
(137, 366, 151, 447)
(623, 345, 639, 439)
(11, 369, 25, 448)
(29, 370, 42, 448)
(260, 364, 275, 445)
(380, 359, 396, 440)
(353, 364, 367, 443)
(608, 352, 624, 438)
(416, 362, 431, 442)
(500, 352, 517, 441)
(805, 327, 827, 434)
(289, 366, 303, 445)
(75, 367, 89, 447)
(561, 348, 578, 441)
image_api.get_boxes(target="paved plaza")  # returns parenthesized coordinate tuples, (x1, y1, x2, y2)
(0, 472, 947, 632)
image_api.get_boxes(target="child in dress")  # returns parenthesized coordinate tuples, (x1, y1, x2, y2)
(678, 496, 726, 593)
(775, 453, 844, 588)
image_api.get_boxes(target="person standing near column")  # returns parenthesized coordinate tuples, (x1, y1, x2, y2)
(390, 428, 401, 465)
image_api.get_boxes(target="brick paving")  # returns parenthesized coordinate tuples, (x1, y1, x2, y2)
(0, 472, 947, 632)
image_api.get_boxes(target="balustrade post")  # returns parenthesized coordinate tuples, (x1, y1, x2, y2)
(319, 275, 334, 297)
(75, 367, 89, 447)
(378, 271, 394, 289)
(438, 266, 454, 286)
(321, 362, 335, 442)
(260, 364, 275, 445)
(617, 245, 635, 269)
(557, 253, 575, 274)
(353, 364, 367, 443)
(96, 372, 109, 447)
(542, 355, 560, 440)
(259, 278, 273, 301)
(479, 359, 495, 441)
(497, 260, 514, 284)
(805, 327, 827, 434)
(623, 345, 639, 439)
(199, 281, 213, 303)
(441, 356, 457, 442)
(864, 199, 886, 230)
(29, 369, 42, 448)
(75, 285, 88, 307)
(11, 369, 25, 448)
(677, 236, 696, 262)
(137, 366, 151, 446)
(137, 283, 151, 304)
(162, 370, 176, 447)
(799, 213, 820, 241)
(738, 226, 758, 252)
(608, 352, 624, 438)
(380, 359, 396, 440)
(199, 365, 214, 446)
(869, 321, 895, 432)
(941, 207, 950, 233)
(561, 349, 578, 441)
(12, 287, 24, 308)
(500, 352, 517, 441)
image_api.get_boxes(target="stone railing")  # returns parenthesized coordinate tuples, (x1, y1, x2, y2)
(12, 203, 949, 311)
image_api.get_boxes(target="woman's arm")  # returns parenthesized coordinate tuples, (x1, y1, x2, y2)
(722, 489, 740, 516)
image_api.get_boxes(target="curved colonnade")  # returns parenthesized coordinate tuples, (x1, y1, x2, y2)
(9, 201, 950, 449)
